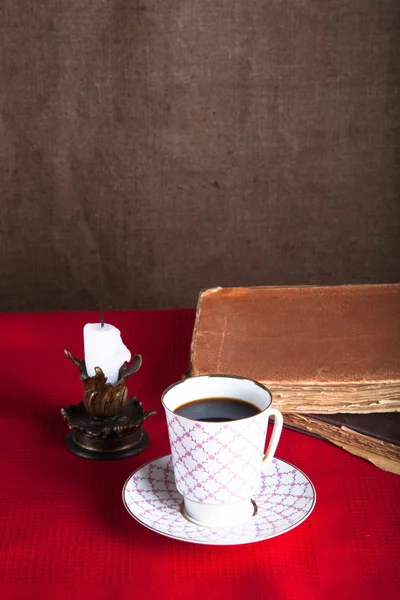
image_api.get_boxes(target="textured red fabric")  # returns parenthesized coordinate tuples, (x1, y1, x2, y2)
(0, 309, 399, 600)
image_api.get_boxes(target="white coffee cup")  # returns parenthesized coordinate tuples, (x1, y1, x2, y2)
(162, 375, 283, 528)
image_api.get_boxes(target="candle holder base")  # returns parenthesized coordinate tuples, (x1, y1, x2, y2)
(65, 428, 150, 461)
(61, 397, 155, 461)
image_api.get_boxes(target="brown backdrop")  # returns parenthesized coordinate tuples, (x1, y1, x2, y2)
(1, 1, 399, 311)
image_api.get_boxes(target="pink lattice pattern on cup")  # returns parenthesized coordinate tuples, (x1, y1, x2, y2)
(166, 411, 270, 503)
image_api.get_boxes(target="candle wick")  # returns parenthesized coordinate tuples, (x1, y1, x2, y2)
(100, 313, 104, 328)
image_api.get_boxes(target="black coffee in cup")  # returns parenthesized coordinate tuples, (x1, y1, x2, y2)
(173, 397, 261, 422)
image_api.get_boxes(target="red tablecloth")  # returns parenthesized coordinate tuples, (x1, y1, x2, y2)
(1, 309, 399, 600)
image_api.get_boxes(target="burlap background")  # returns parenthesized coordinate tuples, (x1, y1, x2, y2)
(1, 1, 399, 311)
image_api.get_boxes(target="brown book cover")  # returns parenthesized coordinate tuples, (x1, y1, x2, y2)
(190, 284, 400, 414)
(283, 412, 400, 475)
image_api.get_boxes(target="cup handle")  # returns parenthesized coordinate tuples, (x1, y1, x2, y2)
(262, 408, 284, 466)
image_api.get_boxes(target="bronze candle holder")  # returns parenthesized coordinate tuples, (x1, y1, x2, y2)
(61, 349, 155, 460)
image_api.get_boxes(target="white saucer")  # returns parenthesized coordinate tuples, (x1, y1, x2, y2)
(122, 455, 316, 546)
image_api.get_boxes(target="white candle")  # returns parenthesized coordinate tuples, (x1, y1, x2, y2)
(83, 322, 131, 384)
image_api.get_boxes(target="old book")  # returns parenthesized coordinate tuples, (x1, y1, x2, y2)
(190, 284, 400, 414)
(283, 412, 400, 475)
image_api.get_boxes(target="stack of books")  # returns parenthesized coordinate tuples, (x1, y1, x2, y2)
(189, 284, 400, 474)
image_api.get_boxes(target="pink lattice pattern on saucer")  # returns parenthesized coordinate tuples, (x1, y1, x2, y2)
(123, 455, 316, 546)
